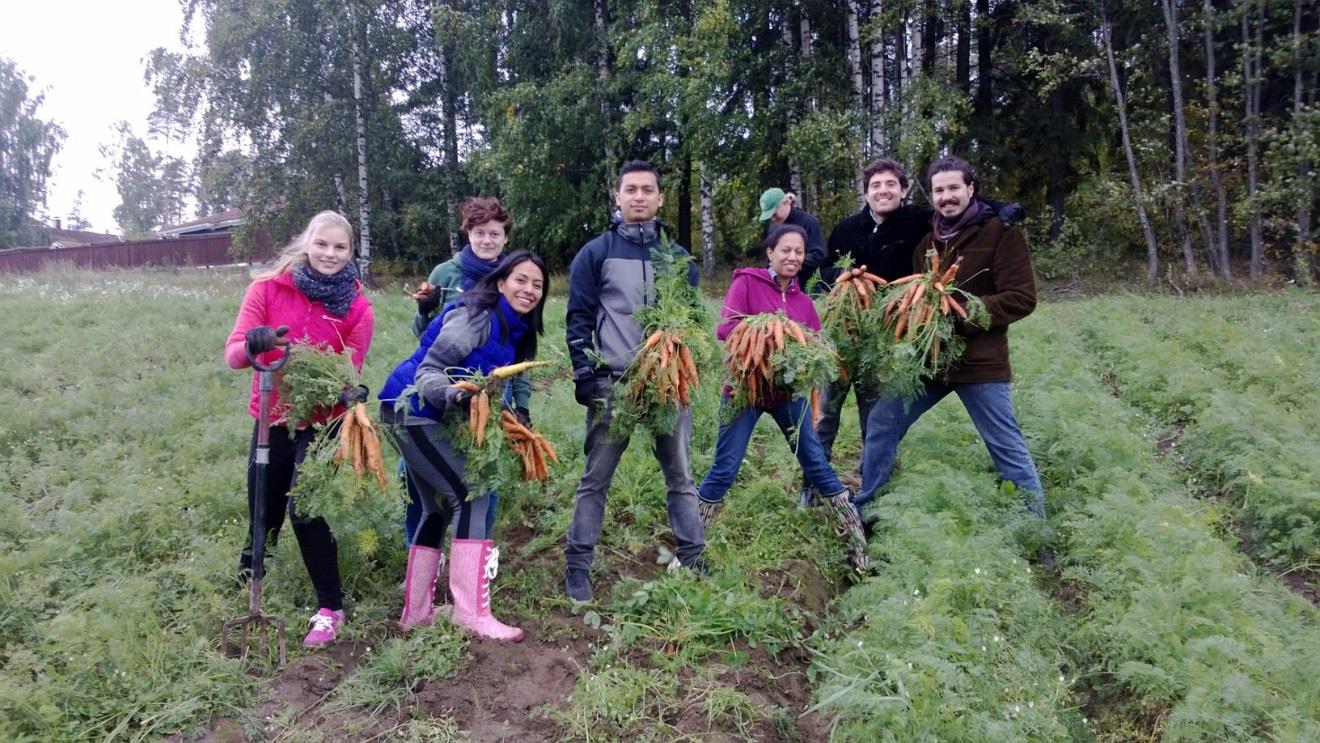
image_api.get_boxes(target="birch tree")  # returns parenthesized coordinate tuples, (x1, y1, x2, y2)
(1102, 11, 1161, 281)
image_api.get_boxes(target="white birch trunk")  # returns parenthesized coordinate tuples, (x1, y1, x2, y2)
(869, 0, 886, 155)
(1244, 0, 1264, 278)
(1204, 0, 1231, 278)
(700, 162, 716, 278)
(595, 0, 616, 168)
(1102, 16, 1160, 282)
(782, 9, 802, 196)
(1293, 0, 1313, 283)
(349, 2, 373, 284)
(1161, 0, 1197, 277)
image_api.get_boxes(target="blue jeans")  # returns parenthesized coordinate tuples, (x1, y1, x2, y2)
(858, 380, 1045, 517)
(701, 396, 845, 504)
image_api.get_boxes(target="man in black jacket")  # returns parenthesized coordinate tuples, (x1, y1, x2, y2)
(759, 187, 827, 291)
(805, 158, 1023, 508)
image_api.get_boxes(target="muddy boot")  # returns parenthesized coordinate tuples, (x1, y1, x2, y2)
(449, 539, 523, 642)
(697, 498, 723, 528)
(823, 490, 869, 572)
(399, 544, 445, 631)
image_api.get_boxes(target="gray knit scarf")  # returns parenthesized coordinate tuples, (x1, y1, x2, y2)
(293, 261, 360, 317)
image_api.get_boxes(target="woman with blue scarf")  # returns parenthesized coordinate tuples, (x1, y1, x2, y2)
(380, 252, 548, 640)
(406, 198, 531, 543)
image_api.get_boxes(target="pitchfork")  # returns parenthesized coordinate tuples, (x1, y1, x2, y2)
(222, 342, 290, 666)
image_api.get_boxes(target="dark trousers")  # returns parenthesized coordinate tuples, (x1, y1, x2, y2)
(384, 420, 495, 549)
(241, 423, 344, 611)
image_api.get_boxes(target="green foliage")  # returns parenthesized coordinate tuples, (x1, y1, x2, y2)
(610, 243, 715, 438)
(603, 570, 802, 668)
(276, 344, 360, 427)
(0, 57, 64, 249)
(291, 425, 405, 563)
(5, 266, 1320, 742)
(100, 121, 189, 236)
(1012, 303, 1320, 740)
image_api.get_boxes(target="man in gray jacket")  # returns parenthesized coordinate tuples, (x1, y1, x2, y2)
(563, 160, 706, 601)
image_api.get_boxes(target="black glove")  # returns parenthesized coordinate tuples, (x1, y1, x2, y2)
(416, 289, 441, 316)
(514, 406, 531, 426)
(574, 377, 598, 407)
(995, 202, 1026, 227)
(245, 325, 289, 355)
(338, 384, 370, 407)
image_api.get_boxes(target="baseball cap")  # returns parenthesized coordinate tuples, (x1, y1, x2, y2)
(758, 188, 787, 221)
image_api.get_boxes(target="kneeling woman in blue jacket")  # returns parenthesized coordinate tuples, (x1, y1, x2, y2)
(379, 251, 547, 641)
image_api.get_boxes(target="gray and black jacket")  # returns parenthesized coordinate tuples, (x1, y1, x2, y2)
(565, 223, 699, 380)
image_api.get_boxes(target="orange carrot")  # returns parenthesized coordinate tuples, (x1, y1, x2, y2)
(940, 257, 961, 285)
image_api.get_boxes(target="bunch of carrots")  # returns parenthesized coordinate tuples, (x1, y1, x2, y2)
(723, 313, 836, 425)
(334, 403, 389, 491)
(876, 249, 985, 374)
(451, 360, 549, 446)
(499, 410, 558, 481)
(452, 360, 555, 480)
(884, 253, 963, 357)
(821, 264, 888, 385)
(621, 329, 701, 408)
(824, 264, 888, 311)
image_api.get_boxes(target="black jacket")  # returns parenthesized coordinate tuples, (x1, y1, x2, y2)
(822, 200, 1024, 286)
(823, 204, 934, 285)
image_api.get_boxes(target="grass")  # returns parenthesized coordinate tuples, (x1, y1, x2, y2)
(2, 266, 1319, 740)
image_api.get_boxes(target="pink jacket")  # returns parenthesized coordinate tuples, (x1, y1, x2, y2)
(716, 267, 820, 408)
(224, 271, 375, 423)
(716, 267, 821, 340)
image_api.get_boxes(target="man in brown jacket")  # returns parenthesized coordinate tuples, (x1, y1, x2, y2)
(856, 155, 1045, 519)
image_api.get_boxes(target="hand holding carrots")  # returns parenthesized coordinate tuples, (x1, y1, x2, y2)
(453, 361, 552, 448)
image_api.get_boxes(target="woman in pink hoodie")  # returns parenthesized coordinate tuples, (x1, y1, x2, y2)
(698, 223, 867, 571)
(224, 210, 375, 648)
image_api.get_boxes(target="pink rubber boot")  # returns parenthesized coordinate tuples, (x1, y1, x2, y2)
(399, 544, 445, 631)
(448, 539, 524, 642)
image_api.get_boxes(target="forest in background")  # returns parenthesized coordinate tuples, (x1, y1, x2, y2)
(75, 1, 1320, 282)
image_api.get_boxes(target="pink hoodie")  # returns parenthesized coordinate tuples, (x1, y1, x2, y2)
(716, 267, 821, 408)
(716, 267, 820, 340)
(224, 271, 374, 423)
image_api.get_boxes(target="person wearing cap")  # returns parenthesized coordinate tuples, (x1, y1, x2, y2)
(758, 187, 827, 293)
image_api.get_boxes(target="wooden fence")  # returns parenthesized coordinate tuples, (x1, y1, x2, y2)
(0, 234, 262, 273)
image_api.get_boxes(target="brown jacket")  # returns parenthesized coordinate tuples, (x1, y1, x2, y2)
(915, 207, 1037, 383)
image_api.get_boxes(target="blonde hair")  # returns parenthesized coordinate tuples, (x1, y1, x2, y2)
(253, 210, 356, 279)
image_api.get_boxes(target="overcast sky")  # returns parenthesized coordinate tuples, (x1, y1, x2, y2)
(1, 0, 192, 234)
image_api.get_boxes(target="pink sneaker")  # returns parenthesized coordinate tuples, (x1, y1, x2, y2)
(302, 608, 344, 648)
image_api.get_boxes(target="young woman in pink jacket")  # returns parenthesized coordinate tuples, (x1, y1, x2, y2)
(224, 211, 375, 648)
(698, 223, 867, 571)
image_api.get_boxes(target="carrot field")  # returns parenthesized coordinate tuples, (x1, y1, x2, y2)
(2, 266, 1318, 741)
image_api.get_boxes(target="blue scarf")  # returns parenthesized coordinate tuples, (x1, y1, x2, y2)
(292, 261, 359, 317)
(458, 245, 501, 290)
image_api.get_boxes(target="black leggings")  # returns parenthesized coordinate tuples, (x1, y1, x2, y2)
(386, 419, 494, 549)
(241, 422, 343, 611)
